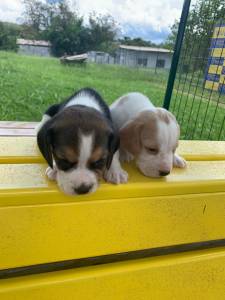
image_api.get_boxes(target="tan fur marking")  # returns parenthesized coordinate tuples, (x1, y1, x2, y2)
(89, 147, 104, 162)
(154, 108, 176, 124)
(55, 147, 78, 162)
(119, 111, 159, 156)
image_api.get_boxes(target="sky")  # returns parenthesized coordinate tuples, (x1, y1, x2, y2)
(0, 0, 185, 43)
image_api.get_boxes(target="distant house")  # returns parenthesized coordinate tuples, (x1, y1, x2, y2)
(17, 39, 51, 57)
(116, 45, 173, 69)
(88, 51, 115, 64)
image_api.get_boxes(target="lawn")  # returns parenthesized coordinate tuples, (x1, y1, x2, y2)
(0, 51, 167, 121)
(0, 51, 224, 140)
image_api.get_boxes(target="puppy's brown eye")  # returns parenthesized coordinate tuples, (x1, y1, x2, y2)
(146, 147, 158, 155)
(89, 158, 106, 170)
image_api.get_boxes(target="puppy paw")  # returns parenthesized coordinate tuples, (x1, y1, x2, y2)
(104, 168, 128, 184)
(173, 154, 187, 169)
(46, 167, 57, 181)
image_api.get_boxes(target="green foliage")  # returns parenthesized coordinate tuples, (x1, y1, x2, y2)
(0, 22, 19, 51)
(47, 2, 87, 56)
(22, 0, 52, 32)
(21, 0, 118, 56)
(164, 22, 178, 50)
(119, 36, 157, 47)
(88, 13, 118, 53)
(166, 0, 225, 67)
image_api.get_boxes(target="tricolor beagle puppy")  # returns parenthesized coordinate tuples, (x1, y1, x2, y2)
(36, 88, 127, 196)
(110, 92, 187, 178)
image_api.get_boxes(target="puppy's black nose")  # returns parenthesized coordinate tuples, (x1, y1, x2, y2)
(74, 184, 93, 195)
(159, 170, 170, 177)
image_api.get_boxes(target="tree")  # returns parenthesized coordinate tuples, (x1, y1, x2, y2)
(165, 0, 225, 70)
(88, 13, 118, 53)
(0, 22, 19, 51)
(21, 0, 119, 56)
(47, 1, 88, 56)
(119, 36, 157, 47)
(163, 22, 179, 50)
(22, 0, 51, 37)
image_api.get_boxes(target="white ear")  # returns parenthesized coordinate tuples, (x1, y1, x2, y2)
(173, 154, 187, 168)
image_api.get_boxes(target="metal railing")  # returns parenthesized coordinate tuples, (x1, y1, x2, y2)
(164, 0, 225, 140)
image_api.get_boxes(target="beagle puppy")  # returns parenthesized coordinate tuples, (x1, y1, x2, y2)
(36, 88, 127, 196)
(110, 92, 187, 178)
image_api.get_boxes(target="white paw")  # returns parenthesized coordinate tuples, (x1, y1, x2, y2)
(46, 167, 57, 181)
(104, 167, 128, 184)
(173, 154, 187, 169)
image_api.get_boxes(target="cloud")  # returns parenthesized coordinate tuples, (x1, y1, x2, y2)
(0, 0, 184, 42)
(76, 0, 184, 42)
(122, 23, 170, 44)
(0, 0, 23, 23)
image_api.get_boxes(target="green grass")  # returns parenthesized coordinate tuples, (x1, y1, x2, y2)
(0, 51, 224, 140)
(0, 51, 167, 121)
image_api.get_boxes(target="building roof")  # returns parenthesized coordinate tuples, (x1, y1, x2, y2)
(119, 45, 172, 53)
(16, 39, 51, 47)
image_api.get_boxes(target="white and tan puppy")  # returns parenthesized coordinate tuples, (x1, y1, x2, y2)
(110, 92, 186, 178)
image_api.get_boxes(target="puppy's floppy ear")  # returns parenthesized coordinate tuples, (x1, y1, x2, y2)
(37, 121, 53, 168)
(106, 131, 120, 169)
(119, 119, 142, 156)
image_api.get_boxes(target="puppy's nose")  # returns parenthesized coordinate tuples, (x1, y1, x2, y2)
(74, 184, 93, 195)
(159, 170, 170, 177)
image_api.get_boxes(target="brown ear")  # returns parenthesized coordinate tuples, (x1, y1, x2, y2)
(119, 120, 142, 156)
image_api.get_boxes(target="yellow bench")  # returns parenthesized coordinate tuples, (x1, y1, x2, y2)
(0, 122, 225, 299)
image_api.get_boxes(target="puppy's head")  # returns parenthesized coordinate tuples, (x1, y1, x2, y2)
(37, 106, 119, 195)
(119, 108, 180, 178)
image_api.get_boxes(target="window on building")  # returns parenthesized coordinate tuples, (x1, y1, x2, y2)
(156, 59, 165, 68)
(96, 52, 104, 56)
(137, 58, 148, 67)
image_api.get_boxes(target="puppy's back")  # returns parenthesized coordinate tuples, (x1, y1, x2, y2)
(110, 92, 154, 130)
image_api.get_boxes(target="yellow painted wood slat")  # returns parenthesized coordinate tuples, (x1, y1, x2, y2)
(1, 247, 225, 299)
(1, 190, 225, 269)
(0, 137, 225, 163)
(0, 161, 225, 206)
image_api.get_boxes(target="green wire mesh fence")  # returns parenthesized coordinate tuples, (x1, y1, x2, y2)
(166, 0, 225, 140)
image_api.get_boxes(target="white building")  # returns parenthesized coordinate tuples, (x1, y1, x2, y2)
(116, 45, 173, 69)
(88, 51, 115, 64)
(17, 39, 51, 57)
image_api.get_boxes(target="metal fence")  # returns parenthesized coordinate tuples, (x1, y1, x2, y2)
(164, 0, 225, 141)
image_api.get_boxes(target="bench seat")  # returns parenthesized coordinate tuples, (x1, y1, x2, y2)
(0, 122, 224, 299)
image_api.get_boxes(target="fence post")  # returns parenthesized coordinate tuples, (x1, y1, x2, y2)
(163, 0, 191, 110)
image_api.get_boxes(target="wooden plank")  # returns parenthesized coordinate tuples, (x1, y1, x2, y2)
(0, 121, 37, 129)
(0, 161, 225, 205)
(0, 137, 225, 162)
(0, 128, 36, 136)
(1, 247, 225, 299)
(178, 140, 225, 161)
(0, 137, 41, 163)
(0, 190, 225, 269)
